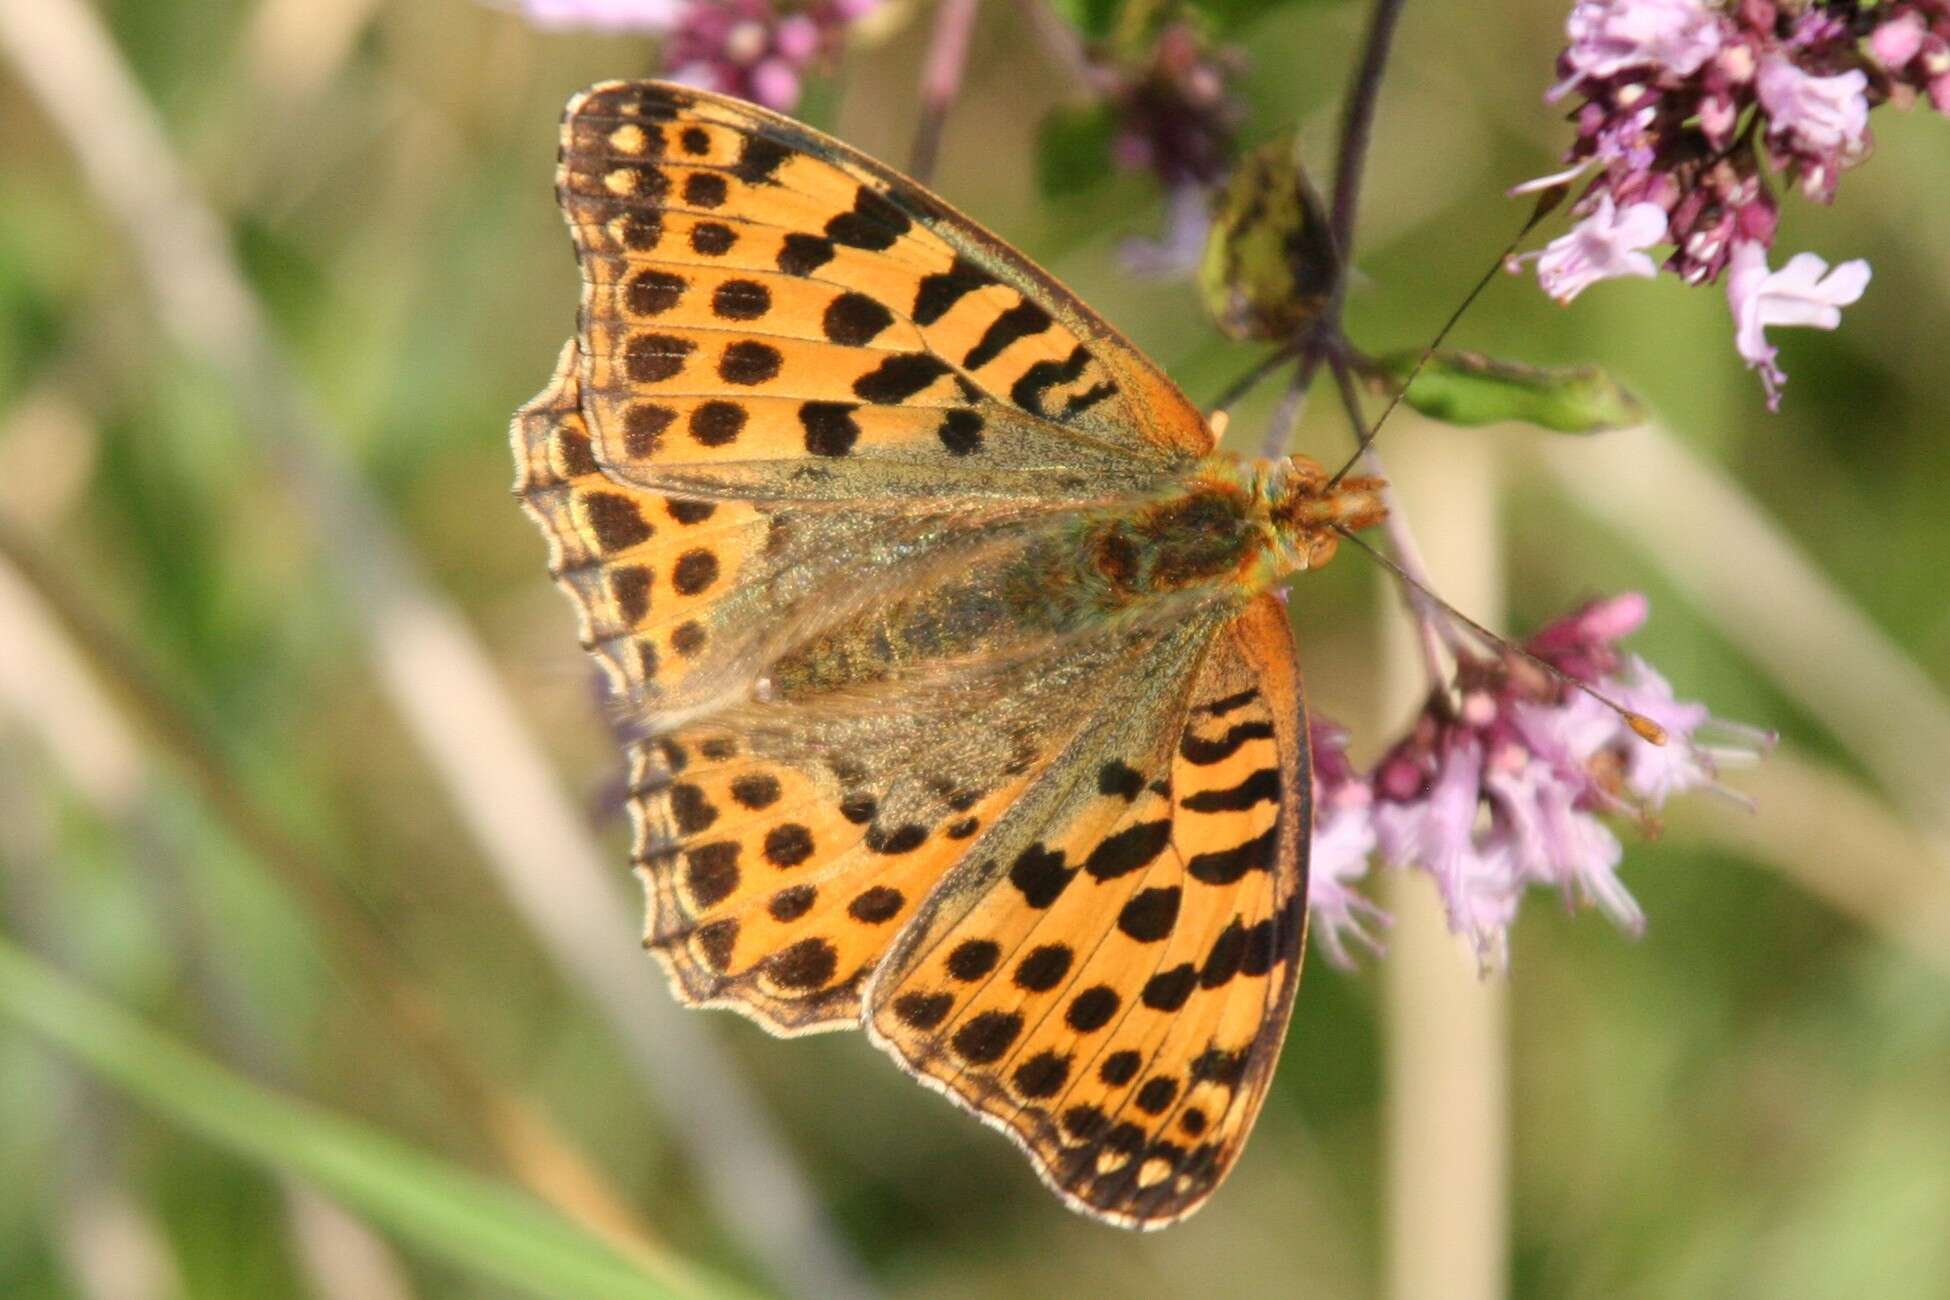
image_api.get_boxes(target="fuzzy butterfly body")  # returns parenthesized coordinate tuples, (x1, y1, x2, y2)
(512, 81, 1385, 1228)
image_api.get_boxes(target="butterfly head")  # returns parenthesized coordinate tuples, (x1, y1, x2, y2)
(1263, 455, 1388, 575)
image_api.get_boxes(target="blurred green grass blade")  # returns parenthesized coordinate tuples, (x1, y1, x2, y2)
(0, 938, 743, 1300)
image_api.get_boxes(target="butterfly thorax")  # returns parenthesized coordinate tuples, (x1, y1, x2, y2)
(1071, 455, 1387, 608)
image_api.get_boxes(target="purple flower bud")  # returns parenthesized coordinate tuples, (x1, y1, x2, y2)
(723, 18, 770, 64)
(1735, 0, 1776, 32)
(1873, 12, 1929, 69)
(774, 12, 820, 61)
(1699, 90, 1739, 144)
(648, 0, 874, 112)
(749, 58, 801, 110)
(1109, 22, 1244, 191)
(1788, 9, 1850, 49)
(1531, 591, 1649, 653)
(1733, 195, 1778, 246)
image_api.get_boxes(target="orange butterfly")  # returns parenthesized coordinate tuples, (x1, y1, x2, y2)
(511, 81, 1384, 1227)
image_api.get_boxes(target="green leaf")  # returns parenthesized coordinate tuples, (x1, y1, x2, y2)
(1036, 102, 1119, 199)
(1198, 135, 1337, 341)
(0, 937, 748, 1300)
(1377, 350, 1647, 434)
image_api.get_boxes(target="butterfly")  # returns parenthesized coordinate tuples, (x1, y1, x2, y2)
(511, 81, 1384, 1228)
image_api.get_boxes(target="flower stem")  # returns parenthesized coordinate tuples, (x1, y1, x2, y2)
(909, 0, 981, 184)
(1327, 352, 1452, 687)
(1257, 355, 1319, 460)
(1329, 0, 1409, 265)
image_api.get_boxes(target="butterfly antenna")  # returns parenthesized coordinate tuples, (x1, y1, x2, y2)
(1333, 525, 1669, 745)
(1324, 188, 1565, 489)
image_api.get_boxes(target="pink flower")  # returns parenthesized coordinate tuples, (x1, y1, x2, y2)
(1306, 719, 1389, 969)
(1611, 657, 1712, 802)
(1525, 195, 1668, 304)
(1309, 802, 1389, 969)
(1373, 737, 1530, 965)
(1352, 595, 1765, 968)
(1756, 56, 1871, 156)
(748, 59, 801, 109)
(1447, 840, 1524, 972)
(1523, 0, 1921, 403)
(1494, 703, 1641, 935)
(1726, 241, 1872, 408)
(1552, 0, 1724, 99)
(1375, 739, 1529, 969)
(522, 0, 878, 112)
(663, 0, 878, 111)
(1109, 21, 1243, 191)
(521, 0, 682, 30)
(1527, 590, 1647, 677)
(1871, 12, 1929, 69)
(774, 12, 820, 59)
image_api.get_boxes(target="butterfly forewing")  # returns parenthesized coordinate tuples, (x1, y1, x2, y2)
(557, 82, 1212, 494)
(514, 80, 1316, 1229)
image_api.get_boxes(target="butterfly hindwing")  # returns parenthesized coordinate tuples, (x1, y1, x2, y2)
(865, 594, 1310, 1227)
(627, 614, 1217, 1033)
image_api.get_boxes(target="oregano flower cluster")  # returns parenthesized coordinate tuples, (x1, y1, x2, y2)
(1518, 0, 1945, 406)
(1306, 596, 1771, 971)
(520, 0, 879, 111)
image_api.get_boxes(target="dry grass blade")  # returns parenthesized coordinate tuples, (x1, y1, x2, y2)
(1374, 427, 1510, 1300)
(1536, 423, 1950, 863)
(1667, 749, 1950, 978)
(0, 520, 661, 1263)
